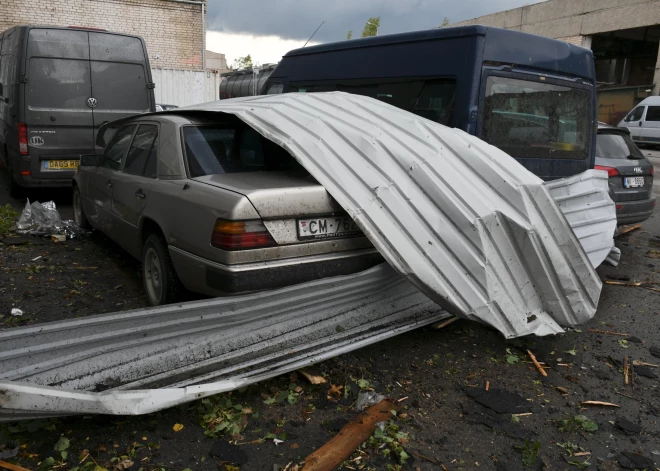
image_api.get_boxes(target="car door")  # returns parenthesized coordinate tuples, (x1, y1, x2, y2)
(623, 105, 645, 141)
(642, 105, 660, 144)
(110, 123, 159, 258)
(86, 124, 137, 234)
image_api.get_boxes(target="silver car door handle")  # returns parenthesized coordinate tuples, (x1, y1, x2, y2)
(106, 181, 112, 188)
(135, 190, 146, 199)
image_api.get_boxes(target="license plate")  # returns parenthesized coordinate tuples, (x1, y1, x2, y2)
(297, 216, 361, 240)
(624, 176, 644, 188)
(45, 160, 79, 170)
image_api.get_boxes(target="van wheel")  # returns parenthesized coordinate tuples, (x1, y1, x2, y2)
(142, 234, 183, 306)
(72, 186, 91, 229)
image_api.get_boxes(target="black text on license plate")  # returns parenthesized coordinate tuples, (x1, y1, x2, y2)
(297, 217, 360, 240)
(624, 177, 644, 188)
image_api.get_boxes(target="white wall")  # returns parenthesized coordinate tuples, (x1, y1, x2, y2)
(151, 68, 220, 107)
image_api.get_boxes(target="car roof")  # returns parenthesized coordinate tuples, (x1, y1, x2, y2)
(637, 96, 660, 106)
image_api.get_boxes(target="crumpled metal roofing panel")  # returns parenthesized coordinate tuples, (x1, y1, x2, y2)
(0, 265, 449, 420)
(183, 92, 601, 338)
(546, 169, 618, 268)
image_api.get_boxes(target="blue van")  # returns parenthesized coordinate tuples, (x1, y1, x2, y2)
(263, 26, 597, 180)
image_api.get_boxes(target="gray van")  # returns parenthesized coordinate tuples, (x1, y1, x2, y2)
(0, 26, 155, 196)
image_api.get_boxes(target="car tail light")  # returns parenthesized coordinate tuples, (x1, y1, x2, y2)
(18, 122, 28, 155)
(594, 165, 619, 177)
(211, 220, 276, 250)
(20, 170, 30, 176)
(650, 166, 654, 176)
(615, 204, 623, 211)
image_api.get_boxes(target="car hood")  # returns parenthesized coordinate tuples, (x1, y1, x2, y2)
(193, 172, 344, 218)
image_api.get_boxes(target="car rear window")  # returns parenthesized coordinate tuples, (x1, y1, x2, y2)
(596, 132, 643, 159)
(183, 125, 304, 177)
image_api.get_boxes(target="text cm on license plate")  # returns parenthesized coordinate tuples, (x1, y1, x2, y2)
(297, 217, 361, 240)
(624, 176, 644, 188)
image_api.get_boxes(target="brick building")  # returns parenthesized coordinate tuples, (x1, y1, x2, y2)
(0, 0, 206, 70)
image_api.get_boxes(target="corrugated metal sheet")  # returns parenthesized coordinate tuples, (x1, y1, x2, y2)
(151, 68, 220, 107)
(176, 92, 601, 338)
(546, 169, 618, 268)
(0, 265, 449, 420)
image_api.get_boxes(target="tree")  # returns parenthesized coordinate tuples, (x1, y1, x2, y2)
(361, 16, 380, 37)
(346, 30, 353, 40)
(440, 17, 450, 27)
(233, 54, 253, 69)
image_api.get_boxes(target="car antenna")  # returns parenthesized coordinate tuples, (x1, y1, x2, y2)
(303, 21, 324, 48)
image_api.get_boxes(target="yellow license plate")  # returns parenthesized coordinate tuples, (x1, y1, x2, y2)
(46, 160, 79, 170)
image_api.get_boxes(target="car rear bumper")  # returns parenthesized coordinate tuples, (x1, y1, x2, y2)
(615, 196, 656, 225)
(168, 246, 384, 296)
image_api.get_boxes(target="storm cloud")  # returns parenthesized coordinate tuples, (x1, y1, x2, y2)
(206, 0, 542, 44)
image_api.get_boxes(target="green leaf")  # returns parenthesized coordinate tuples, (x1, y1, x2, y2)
(357, 379, 372, 390)
(53, 437, 70, 452)
(618, 339, 630, 349)
(276, 391, 289, 403)
(565, 347, 578, 356)
(263, 397, 276, 405)
(61, 451, 68, 461)
(399, 451, 410, 464)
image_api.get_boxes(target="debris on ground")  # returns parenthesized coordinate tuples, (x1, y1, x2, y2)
(355, 391, 386, 411)
(615, 417, 642, 435)
(633, 365, 658, 378)
(15, 200, 88, 239)
(527, 349, 548, 377)
(588, 328, 629, 336)
(615, 223, 642, 237)
(301, 399, 398, 471)
(9, 309, 22, 317)
(580, 401, 620, 407)
(298, 369, 327, 385)
(431, 317, 459, 330)
(605, 279, 660, 293)
(463, 387, 533, 414)
(618, 451, 655, 469)
(647, 249, 660, 259)
(0, 460, 31, 471)
(0, 441, 19, 459)
(209, 440, 249, 466)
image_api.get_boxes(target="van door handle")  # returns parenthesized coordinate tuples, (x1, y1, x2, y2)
(639, 121, 643, 126)
(106, 181, 112, 188)
(135, 189, 146, 199)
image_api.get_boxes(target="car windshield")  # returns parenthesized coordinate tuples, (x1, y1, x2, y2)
(596, 132, 643, 159)
(482, 76, 591, 160)
(183, 125, 304, 177)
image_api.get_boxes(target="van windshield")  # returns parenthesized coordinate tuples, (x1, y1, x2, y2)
(482, 76, 591, 160)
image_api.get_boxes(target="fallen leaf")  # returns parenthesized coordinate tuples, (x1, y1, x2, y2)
(242, 408, 253, 414)
(113, 459, 134, 470)
(290, 443, 299, 449)
(172, 423, 184, 432)
(327, 384, 343, 398)
(556, 387, 569, 394)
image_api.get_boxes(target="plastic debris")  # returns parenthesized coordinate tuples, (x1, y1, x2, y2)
(9, 309, 22, 317)
(16, 199, 89, 239)
(355, 391, 386, 411)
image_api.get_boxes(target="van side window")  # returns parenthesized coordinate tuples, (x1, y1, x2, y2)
(124, 125, 158, 176)
(290, 79, 457, 126)
(102, 125, 137, 171)
(266, 82, 284, 94)
(627, 106, 644, 122)
(644, 106, 660, 122)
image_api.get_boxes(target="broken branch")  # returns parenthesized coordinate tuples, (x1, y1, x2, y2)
(431, 317, 459, 330)
(0, 461, 32, 471)
(624, 355, 629, 385)
(615, 223, 642, 236)
(580, 401, 620, 408)
(301, 399, 399, 471)
(527, 350, 548, 377)
(588, 328, 629, 337)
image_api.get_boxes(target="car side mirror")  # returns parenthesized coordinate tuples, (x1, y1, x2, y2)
(80, 154, 101, 167)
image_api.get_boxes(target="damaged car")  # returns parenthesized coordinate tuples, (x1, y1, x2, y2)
(72, 112, 381, 305)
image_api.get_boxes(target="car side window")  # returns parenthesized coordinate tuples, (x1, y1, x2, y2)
(627, 106, 644, 122)
(102, 125, 137, 170)
(124, 124, 158, 176)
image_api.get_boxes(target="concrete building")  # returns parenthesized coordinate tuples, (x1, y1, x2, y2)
(454, 0, 660, 123)
(0, 0, 207, 70)
(206, 50, 230, 73)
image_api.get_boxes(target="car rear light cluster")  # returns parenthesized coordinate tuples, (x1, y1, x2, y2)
(211, 219, 276, 251)
(18, 122, 28, 155)
(594, 165, 619, 177)
(651, 166, 655, 176)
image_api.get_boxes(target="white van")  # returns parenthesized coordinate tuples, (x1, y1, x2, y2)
(618, 96, 660, 146)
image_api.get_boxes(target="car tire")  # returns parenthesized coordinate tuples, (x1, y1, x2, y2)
(72, 186, 91, 230)
(142, 233, 183, 306)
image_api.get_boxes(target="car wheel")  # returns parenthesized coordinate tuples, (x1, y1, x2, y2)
(72, 186, 91, 229)
(142, 234, 183, 306)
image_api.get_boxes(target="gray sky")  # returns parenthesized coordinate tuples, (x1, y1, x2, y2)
(207, 0, 543, 44)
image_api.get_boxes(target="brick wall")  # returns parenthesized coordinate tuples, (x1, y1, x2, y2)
(0, 0, 206, 70)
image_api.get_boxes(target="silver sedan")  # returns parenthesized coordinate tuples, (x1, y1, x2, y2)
(73, 113, 381, 305)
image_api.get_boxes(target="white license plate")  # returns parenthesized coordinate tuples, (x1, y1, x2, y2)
(297, 216, 361, 240)
(624, 177, 644, 188)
